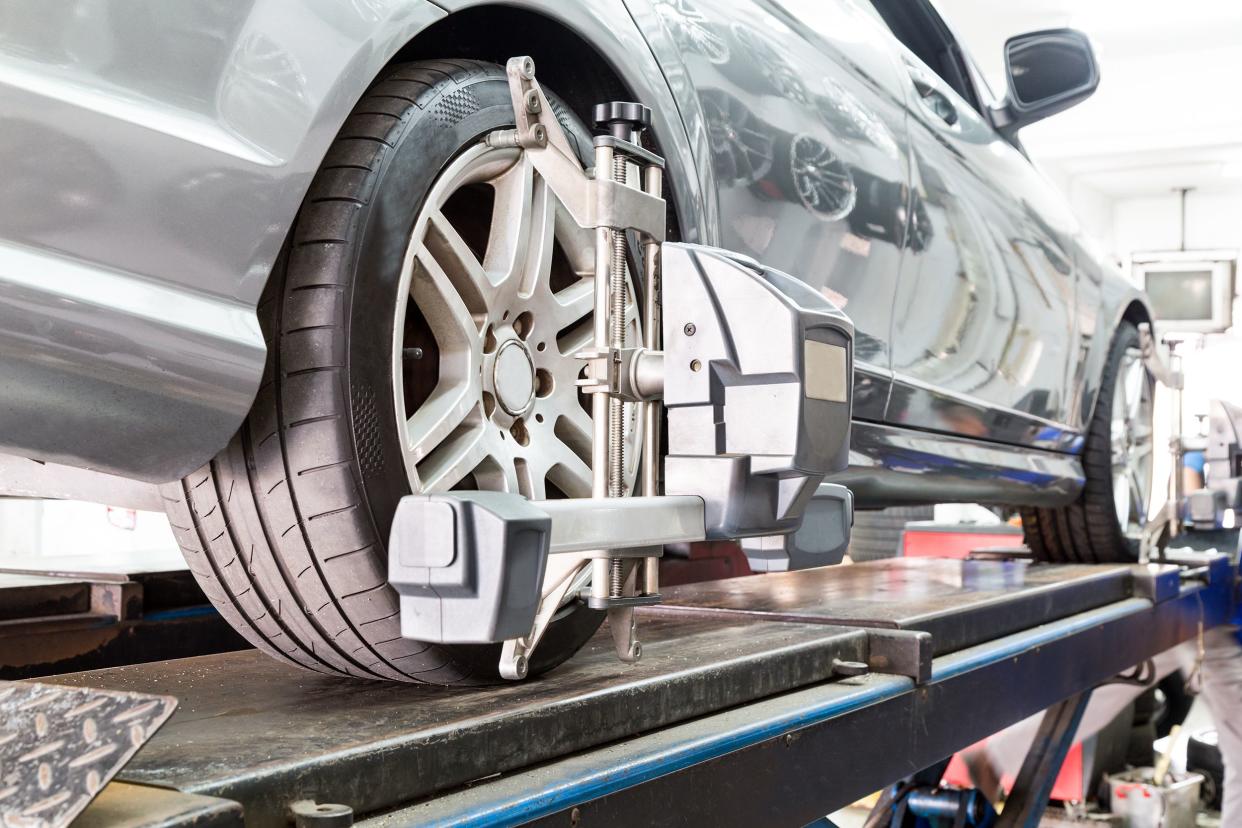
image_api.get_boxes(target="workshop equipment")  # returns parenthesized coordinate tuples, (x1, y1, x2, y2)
(387, 57, 856, 677)
(884, 785, 997, 828)
(0, 680, 176, 828)
(1108, 769, 1204, 828)
(28, 552, 1231, 828)
(0, 551, 247, 680)
(1185, 398, 1242, 530)
(1138, 325, 1187, 558)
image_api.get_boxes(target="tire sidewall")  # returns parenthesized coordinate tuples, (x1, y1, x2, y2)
(343, 66, 601, 676)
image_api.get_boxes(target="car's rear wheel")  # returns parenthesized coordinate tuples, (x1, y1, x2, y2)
(1021, 322, 1155, 562)
(162, 59, 634, 683)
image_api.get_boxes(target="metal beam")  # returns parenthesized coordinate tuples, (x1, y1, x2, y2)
(996, 691, 1092, 828)
(398, 583, 1228, 828)
(543, 496, 705, 554)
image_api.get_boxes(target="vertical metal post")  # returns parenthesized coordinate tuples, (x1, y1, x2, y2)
(641, 163, 663, 599)
(640, 164, 662, 497)
(591, 143, 615, 603)
(996, 691, 1091, 828)
(604, 156, 631, 598)
(1167, 345, 1184, 545)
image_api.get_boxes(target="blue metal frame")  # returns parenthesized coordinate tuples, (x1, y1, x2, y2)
(402, 558, 1234, 828)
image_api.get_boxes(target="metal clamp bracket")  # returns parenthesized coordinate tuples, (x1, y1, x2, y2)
(1136, 322, 1187, 559)
(575, 346, 664, 402)
(483, 58, 666, 242)
(390, 57, 856, 679)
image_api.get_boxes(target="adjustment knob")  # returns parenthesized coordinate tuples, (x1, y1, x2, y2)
(593, 101, 652, 142)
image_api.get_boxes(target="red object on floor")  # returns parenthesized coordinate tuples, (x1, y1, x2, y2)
(901, 523, 1025, 559)
(944, 739, 1086, 802)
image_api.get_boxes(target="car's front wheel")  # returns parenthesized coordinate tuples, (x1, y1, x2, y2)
(162, 59, 631, 683)
(1021, 322, 1156, 562)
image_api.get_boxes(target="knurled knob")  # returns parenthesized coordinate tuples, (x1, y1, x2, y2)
(593, 101, 652, 142)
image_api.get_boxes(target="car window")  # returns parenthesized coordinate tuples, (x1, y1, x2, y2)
(866, 0, 983, 115)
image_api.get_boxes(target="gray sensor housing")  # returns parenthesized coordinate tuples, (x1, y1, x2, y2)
(661, 243, 854, 540)
(743, 483, 853, 572)
(387, 492, 550, 644)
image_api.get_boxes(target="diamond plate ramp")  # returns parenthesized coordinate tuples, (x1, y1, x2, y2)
(0, 680, 176, 828)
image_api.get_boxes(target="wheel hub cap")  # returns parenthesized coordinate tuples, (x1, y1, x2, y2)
(492, 339, 535, 415)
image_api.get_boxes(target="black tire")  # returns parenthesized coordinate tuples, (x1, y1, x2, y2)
(162, 60, 602, 683)
(1187, 728, 1224, 810)
(1020, 322, 1152, 563)
(847, 506, 934, 562)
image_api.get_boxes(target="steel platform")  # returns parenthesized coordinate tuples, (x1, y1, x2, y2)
(654, 558, 1136, 654)
(0, 549, 248, 679)
(38, 555, 1235, 828)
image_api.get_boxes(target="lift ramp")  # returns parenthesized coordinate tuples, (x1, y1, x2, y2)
(26, 554, 1234, 828)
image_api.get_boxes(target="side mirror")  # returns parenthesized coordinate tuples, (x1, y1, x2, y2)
(993, 28, 1099, 137)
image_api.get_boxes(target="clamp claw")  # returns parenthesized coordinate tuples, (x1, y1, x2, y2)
(608, 607, 643, 663)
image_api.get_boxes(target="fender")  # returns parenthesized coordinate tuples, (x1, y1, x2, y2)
(432, 0, 713, 246)
(1072, 256, 1155, 437)
(0, 1, 447, 482)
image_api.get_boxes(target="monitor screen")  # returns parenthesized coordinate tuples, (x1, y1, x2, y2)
(1145, 269, 1214, 321)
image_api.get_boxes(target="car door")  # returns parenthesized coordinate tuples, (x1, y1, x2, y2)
(626, 0, 914, 421)
(869, 0, 1082, 450)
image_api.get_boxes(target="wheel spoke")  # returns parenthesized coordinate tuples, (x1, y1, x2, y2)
(1126, 362, 1145, 420)
(1114, 472, 1130, 528)
(517, 457, 546, 501)
(557, 314, 594, 357)
(413, 245, 484, 350)
(407, 375, 481, 464)
(521, 175, 557, 299)
(485, 159, 557, 302)
(554, 205, 596, 276)
(551, 278, 594, 328)
(1127, 467, 1146, 524)
(624, 293, 640, 330)
(423, 210, 496, 328)
(547, 453, 593, 498)
(473, 454, 523, 497)
(545, 408, 594, 498)
(415, 420, 493, 493)
(558, 401, 593, 449)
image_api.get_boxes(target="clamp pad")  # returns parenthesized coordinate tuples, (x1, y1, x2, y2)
(389, 492, 550, 644)
(743, 483, 854, 572)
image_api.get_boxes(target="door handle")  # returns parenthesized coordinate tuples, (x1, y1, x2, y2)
(906, 67, 958, 126)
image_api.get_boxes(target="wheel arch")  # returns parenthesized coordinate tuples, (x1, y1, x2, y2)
(1079, 293, 1156, 436)
(1119, 297, 1156, 332)
(380, 3, 701, 243)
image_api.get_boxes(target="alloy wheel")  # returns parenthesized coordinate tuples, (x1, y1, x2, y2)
(1111, 346, 1155, 540)
(393, 142, 641, 501)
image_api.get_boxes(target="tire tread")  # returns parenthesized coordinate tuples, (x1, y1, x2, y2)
(163, 60, 510, 683)
(1021, 323, 1146, 563)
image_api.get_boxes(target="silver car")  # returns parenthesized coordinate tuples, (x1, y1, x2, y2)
(0, 0, 1155, 681)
